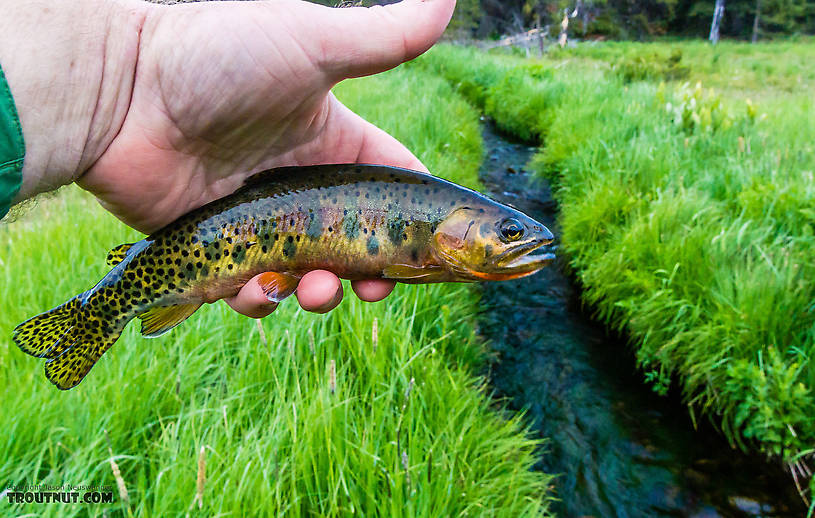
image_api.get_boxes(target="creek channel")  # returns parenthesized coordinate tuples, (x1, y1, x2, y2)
(476, 121, 805, 517)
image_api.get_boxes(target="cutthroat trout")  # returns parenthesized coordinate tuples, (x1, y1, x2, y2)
(15, 164, 555, 389)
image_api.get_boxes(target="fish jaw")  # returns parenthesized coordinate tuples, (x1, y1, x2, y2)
(466, 242, 556, 281)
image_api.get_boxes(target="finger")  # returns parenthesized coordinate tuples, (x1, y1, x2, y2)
(355, 118, 429, 173)
(317, 0, 456, 80)
(314, 97, 429, 173)
(296, 270, 344, 314)
(224, 274, 279, 319)
(352, 279, 396, 302)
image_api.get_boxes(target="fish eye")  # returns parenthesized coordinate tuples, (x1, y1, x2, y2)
(499, 218, 524, 242)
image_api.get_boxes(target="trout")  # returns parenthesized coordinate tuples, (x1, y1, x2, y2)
(14, 164, 554, 390)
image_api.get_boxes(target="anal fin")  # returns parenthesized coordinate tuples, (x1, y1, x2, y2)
(138, 303, 203, 338)
(257, 272, 300, 303)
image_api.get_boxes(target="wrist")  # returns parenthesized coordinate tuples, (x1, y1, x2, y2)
(0, 0, 149, 202)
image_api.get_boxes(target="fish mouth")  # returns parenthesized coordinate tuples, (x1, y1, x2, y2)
(465, 238, 555, 281)
(495, 237, 555, 270)
(499, 239, 556, 271)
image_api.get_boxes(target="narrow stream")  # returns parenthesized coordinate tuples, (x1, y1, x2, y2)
(477, 122, 805, 517)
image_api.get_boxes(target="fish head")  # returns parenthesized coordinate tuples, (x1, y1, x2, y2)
(431, 203, 555, 281)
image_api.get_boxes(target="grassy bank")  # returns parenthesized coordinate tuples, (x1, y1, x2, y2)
(549, 38, 815, 93)
(417, 42, 815, 500)
(0, 67, 554, 516)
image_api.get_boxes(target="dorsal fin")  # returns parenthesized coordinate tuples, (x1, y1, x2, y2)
(138, 303, 203, 338)
(106, 243, 136, 267)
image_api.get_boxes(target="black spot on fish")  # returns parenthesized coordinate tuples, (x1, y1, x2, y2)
(411, 248, 419, 262)
(367, 235, 379, 256)
(484, 244, 493, 256)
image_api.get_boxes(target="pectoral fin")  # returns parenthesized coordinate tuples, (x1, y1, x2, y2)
(138, 303, 203, 338)
(382, 264, 450, 283)
(257, 272, 300, 303)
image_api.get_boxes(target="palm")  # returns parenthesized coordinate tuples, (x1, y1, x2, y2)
(79, 0, 425, 234)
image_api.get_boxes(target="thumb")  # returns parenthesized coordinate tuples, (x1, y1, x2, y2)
(315, 0, 456, 81)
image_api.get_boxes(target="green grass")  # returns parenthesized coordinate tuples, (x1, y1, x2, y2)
(541, 38, 815, 94)
(0, 67, 554, 516)
(416, 43, 815, 501)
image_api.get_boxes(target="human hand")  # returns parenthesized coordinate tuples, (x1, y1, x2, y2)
(1, 0, 455, 317)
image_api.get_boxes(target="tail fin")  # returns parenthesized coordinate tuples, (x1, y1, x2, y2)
(14, 298, 122, 390)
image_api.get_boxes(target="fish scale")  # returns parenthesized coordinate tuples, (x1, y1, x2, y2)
(14, 164, 555, 390)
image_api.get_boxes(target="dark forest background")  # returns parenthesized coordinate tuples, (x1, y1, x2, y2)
(326, 0, 815, 41)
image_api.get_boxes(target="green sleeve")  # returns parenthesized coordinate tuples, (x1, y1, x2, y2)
(0, 62, 25, 221)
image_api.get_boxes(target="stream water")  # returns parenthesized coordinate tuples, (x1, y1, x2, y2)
(476, 122, 805, 517)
